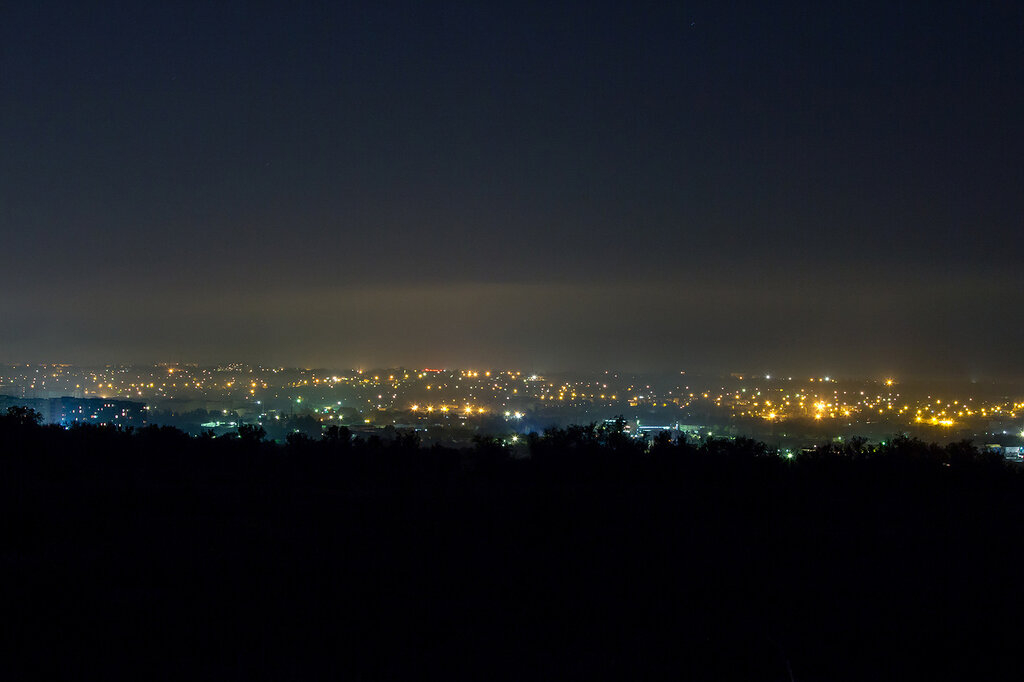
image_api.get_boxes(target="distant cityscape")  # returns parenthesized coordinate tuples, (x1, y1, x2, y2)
(3, 363, 1024, 455)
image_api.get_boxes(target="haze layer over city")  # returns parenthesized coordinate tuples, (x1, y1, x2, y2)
(3, 1, 1023, 381)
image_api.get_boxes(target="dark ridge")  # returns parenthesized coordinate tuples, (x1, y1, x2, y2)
(3, 408, 1023, 680)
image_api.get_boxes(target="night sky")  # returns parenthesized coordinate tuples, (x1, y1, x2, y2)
(2, 1, 1023, 378)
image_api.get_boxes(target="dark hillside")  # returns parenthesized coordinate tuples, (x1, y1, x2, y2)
(3, 410, 1023, 680)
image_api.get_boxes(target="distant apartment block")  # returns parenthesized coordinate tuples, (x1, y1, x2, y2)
(0, 395, 147, 427)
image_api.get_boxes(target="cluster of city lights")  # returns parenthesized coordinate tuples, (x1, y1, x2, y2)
(3, 365, 1024, 436)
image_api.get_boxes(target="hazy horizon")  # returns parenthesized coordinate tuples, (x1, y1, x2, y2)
(3, 1, 1022, 383)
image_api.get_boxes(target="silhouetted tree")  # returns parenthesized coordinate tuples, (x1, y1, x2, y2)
(238, 423, 266, 444)
(1, 405, 42, 427)
(286, 431, 314, 449)
(286, 415, 322, 438)
(322, 425, 352, 446)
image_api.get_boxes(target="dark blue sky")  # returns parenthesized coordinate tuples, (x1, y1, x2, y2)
(2, 1, 1023, 377)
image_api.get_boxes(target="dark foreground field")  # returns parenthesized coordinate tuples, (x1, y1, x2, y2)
(4, 414, 1024, 680)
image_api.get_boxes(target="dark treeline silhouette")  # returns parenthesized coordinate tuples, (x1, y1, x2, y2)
(3, 407, 1024, 680)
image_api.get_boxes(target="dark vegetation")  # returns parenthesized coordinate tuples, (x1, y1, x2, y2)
(3, 407, 1024, 680)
